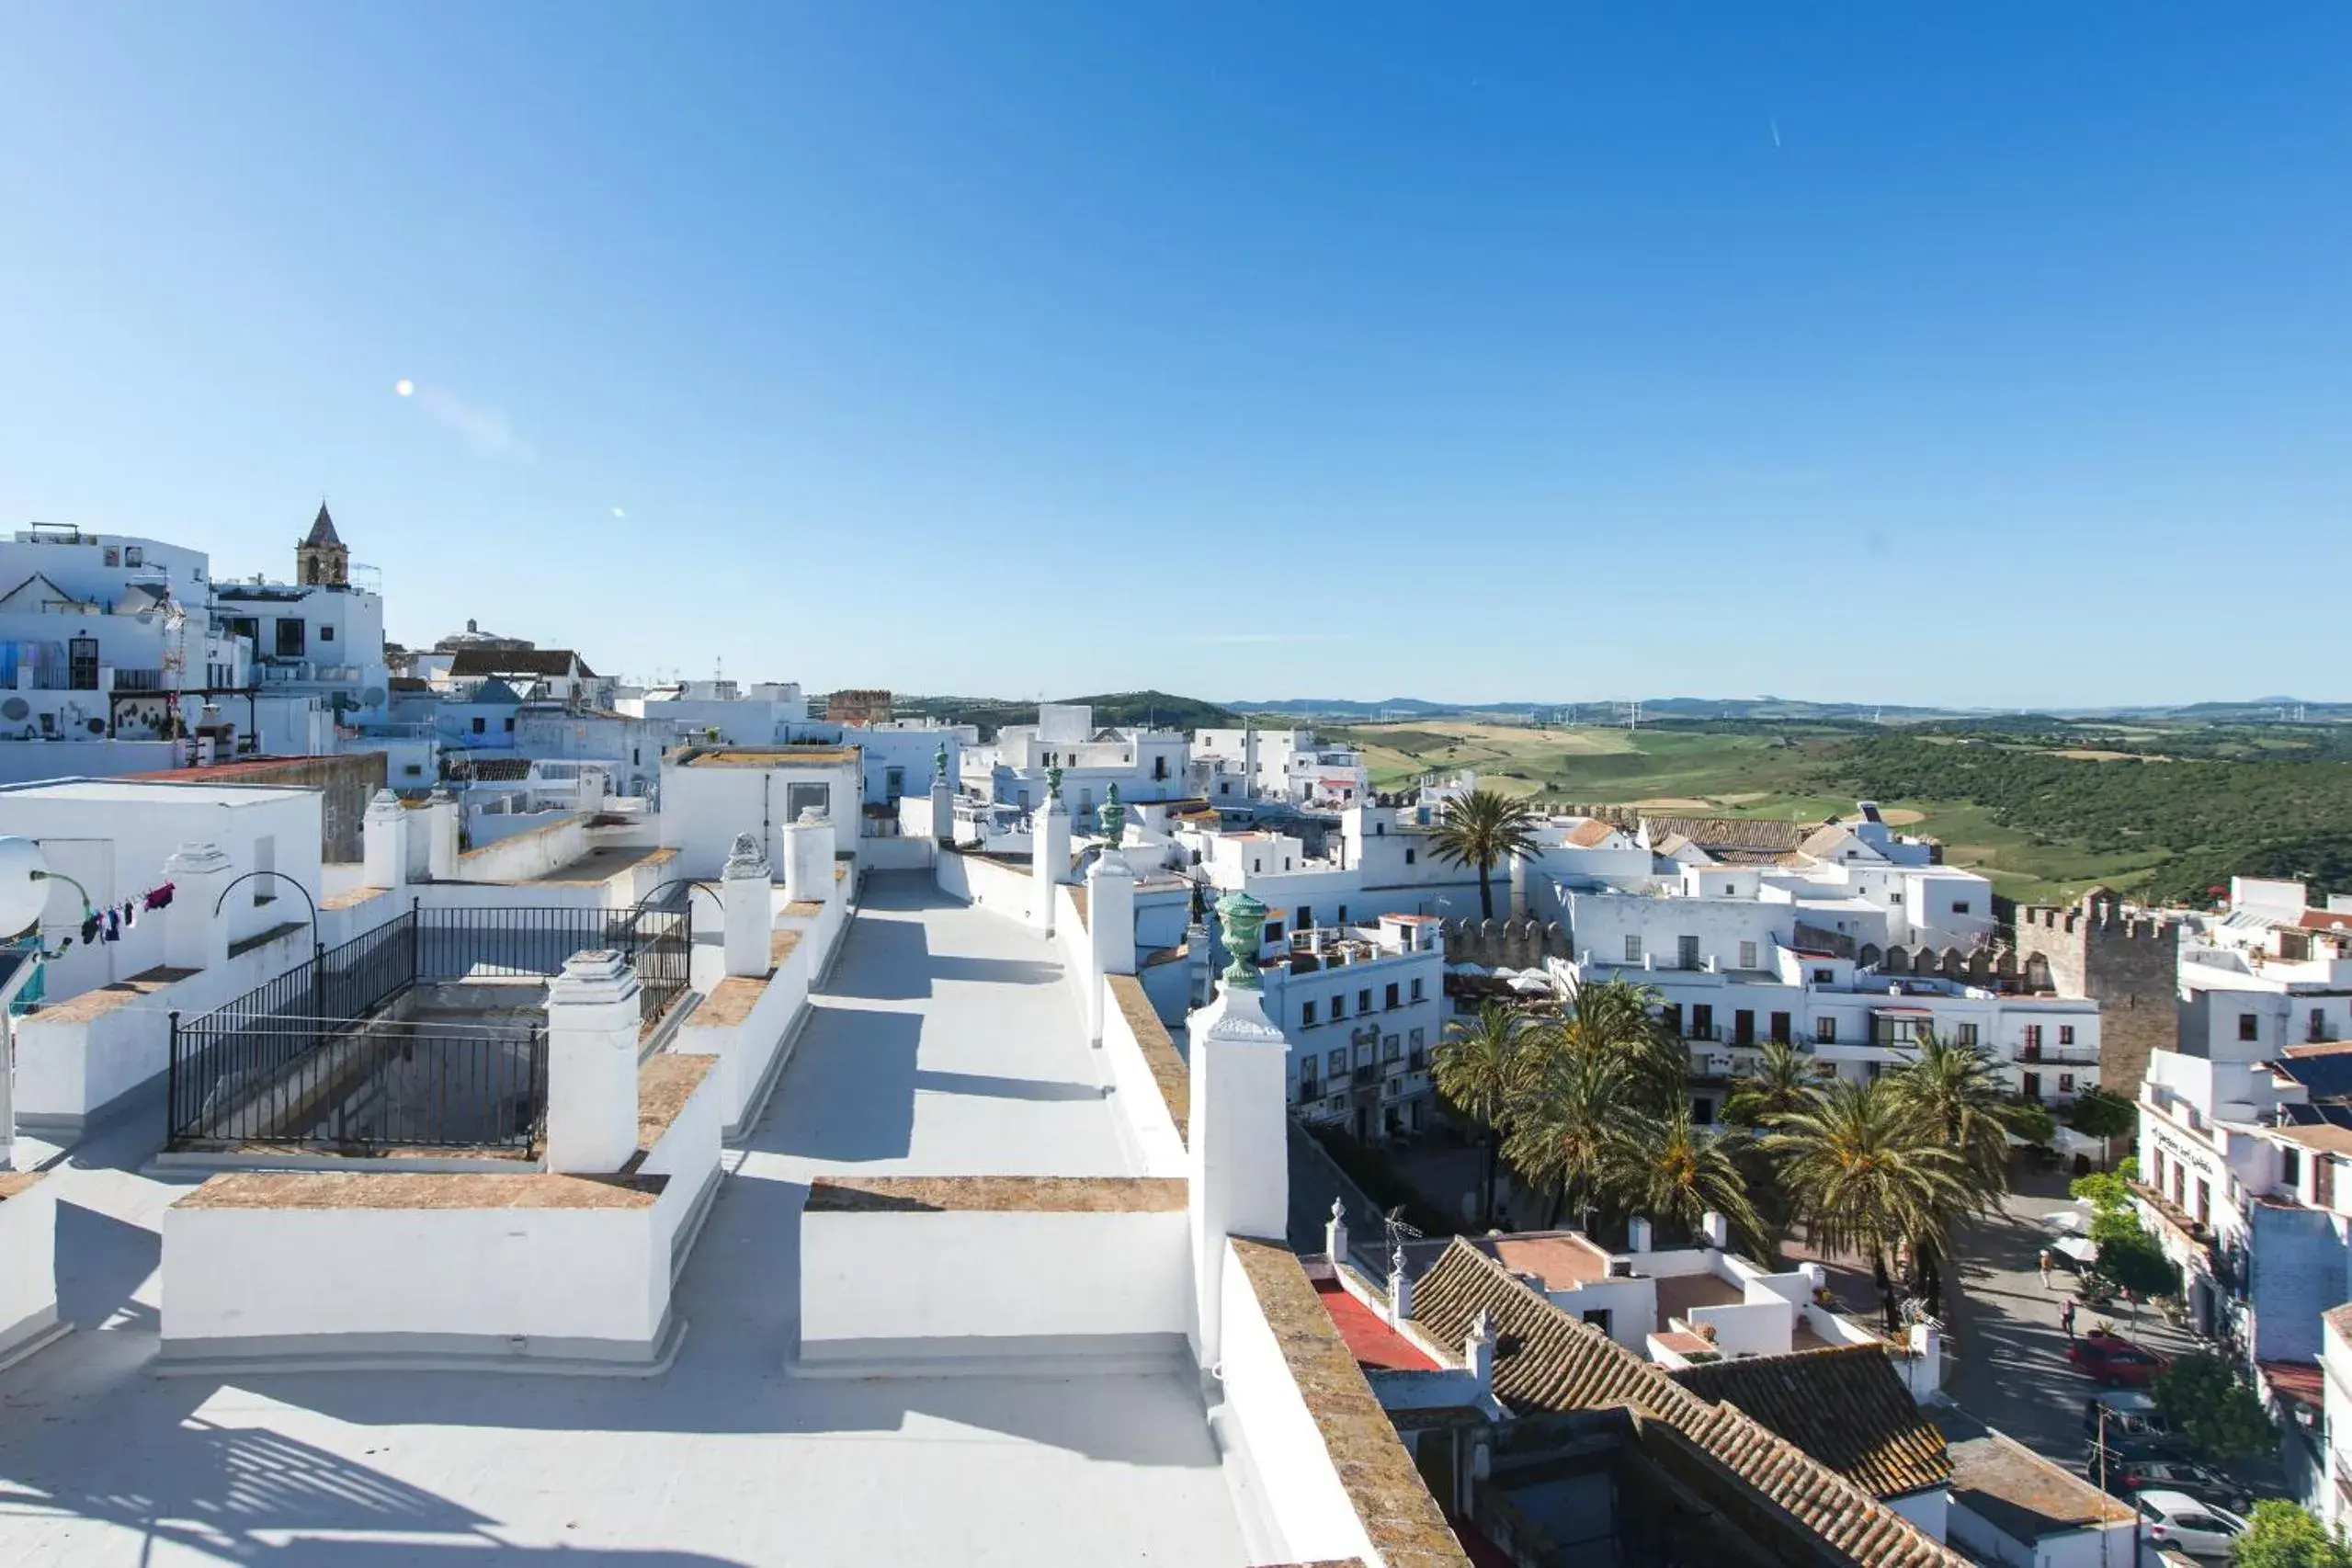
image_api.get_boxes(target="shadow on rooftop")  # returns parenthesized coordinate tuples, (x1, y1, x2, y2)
(749, 1006, 920, 1163)
(818, 909, 934, 1001)
(922, 955, 1062, 988)
(211, 1165, 1223, 1471)
(0, 1407, 507, 1561)
(911, 1068, 1104, 1104)
(56, 1198, 162, 1334)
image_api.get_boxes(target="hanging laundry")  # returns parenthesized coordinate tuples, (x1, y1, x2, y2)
(80, 914, 100, 945)
(144, 881, 175, 911)
(104, 910, 120, 942)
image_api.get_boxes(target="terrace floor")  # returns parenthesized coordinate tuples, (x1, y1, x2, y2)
(0, 873, 1249, 1566)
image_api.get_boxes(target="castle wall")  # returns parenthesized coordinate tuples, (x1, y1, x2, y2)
(2014, 895, 2180, 1096)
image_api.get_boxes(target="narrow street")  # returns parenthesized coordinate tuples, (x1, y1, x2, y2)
(1949, 1175, 2207, 1470)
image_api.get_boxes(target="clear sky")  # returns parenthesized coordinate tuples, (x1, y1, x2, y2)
(2, 6, 2346, 710)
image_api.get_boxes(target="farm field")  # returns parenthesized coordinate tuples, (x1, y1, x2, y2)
(1324, 722, 2173, 905)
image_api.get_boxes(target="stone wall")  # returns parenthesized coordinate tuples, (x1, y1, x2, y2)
(2014, 891, 2181, 1096)
(1438, 915, 1570, 971)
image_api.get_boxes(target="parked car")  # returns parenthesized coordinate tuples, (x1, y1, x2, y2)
(2069, 1330, 2171, 1387)
(2095, 1457, 2249, 1512)
(2133, 1489, 2247, 1559)
(2083, 1392, 2180, 1460)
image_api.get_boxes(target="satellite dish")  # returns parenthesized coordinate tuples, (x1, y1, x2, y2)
(0, 837, 51, 937)
(1, 698, 26, 721)
(362, 687, 387, 708)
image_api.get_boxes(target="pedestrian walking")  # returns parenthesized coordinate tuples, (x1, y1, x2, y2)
(2039, 1247, 2053, 1288)
(2062, 1297, 2077, 1339)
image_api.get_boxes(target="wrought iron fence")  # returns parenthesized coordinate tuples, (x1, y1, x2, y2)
(168, 1014, 547, 1151)
(167, 899, 694, 1150)
(166, 915, 415, 1144)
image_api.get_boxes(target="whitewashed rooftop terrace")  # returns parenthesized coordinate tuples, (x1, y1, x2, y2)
(0, 874, 1252, 1566)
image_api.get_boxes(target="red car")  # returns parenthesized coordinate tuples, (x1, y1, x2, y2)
(2069, 1332, 2171, 1388)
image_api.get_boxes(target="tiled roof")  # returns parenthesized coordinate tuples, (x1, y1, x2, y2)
(2298, 911, 2352, 933)
(1800, 822, 1858, 858)
(448, 647, 596, 679)
(1668, 1345, 1952, 1499)
(1642, 815, 1819, 853)
(1408, 1239, 1961, 1568)
(1564, 819, 1619, 848)
(303, 502, 342, 547)
(2326, 1303, 2352, 1344)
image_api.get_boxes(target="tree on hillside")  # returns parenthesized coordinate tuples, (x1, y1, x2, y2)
(1431, 1003, 1538, 1227)
(1767, 1077, 1974, 1330)
(2233, 1502, 2352, 1568)
(1429, 789, 1540, 920)
(2155, 1354, 2276, 1460)
(1723, 1038, 1821, 1129)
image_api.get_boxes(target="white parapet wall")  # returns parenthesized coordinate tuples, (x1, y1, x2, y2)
(0, 1172, 65, 1371)
(1099, 973, 1188, 1176)
(1216, 1236, 1470, 1568)
(13, 921, 319, 1135)
(796, 1176, 1191, 1376)
(934, 846, 1046, 925)
(158, 1055, 721, 1375)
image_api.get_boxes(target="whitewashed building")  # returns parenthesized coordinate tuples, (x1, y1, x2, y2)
(963, 703, 1188, 827)
(1268, 913, 1447, 1141)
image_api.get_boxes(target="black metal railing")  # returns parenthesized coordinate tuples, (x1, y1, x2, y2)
(167, 900, 693, 1151)
(168, 1015, 547, 1151)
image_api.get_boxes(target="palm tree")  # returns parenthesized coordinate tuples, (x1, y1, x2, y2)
(1884, 1031, 2029, 1188)
(1621, 1104, 1767, 1258)
(1432, 1003, 1536, 1226)
(1766, 1076, 1974, 1330)
(1882, 1031, 2034, 1310)
(1722, 1037, 1821, 1129)
(1503, 1043, 1640, 1232)
(1552, 976, 1687, 1116)
(1429, 789, 1540, 920)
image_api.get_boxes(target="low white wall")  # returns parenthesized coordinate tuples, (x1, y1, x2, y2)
(1687, 1298, 1793, 1358)
(449, 813, 589, 883)
(1217, 1239, 1379, 1563)
(799, 1208, 1188, 1368)
(1055, 882, 1093, 994)
(858, 835, 933, 872)
(1099, 976, 1187, 1177)
(159, 1065, 721, 1368)
(163, 1197, 666, 1361)
(1888, 1488, 1949, 1543)
(1546, 1277, 1655, 1352)
(0, 1178, 60, 1364)
(15, 922, 315, 1129)
(934, 849, 1043, 924)
(675, 936, 815, 1135)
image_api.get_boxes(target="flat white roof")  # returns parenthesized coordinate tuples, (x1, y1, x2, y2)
(0, 778, 316, 807)
(0, 874, 1251, 1565)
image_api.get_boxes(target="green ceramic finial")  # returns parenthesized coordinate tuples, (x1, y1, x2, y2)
(1218, 888, 1268, 991)
(934, 741, 949, 777)
(1045, 763, 1063, 802)
(1100, 782, 1124, 844)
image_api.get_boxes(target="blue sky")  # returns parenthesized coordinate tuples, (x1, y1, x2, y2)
(2, 5, 2346, 709)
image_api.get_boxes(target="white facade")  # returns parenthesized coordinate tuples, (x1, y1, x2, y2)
(1560, 886, 2101, 1115)
(2136, 881, 2352, 1358)
(964, 705, 1188, 828)
(1266, 915, 1447, 1142)
(1192, 727, 1369, 807)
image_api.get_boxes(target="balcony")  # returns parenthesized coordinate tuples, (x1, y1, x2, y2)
(2019, 1043, 2100, 1065)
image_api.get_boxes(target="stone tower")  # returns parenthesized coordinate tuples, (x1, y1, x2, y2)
(2013, 886, 2181, 1096)
(297, 502, 349, 587)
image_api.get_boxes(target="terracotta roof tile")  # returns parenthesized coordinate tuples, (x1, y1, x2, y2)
(1642, 815, 1820, 853)
(1408, 1239, 1962, 1568)
(1564, 819, 1620, 847)
(1669, 1344, 1952, 1499)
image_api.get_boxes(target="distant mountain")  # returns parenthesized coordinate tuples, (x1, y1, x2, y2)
(1233, 695, 2352, 725)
